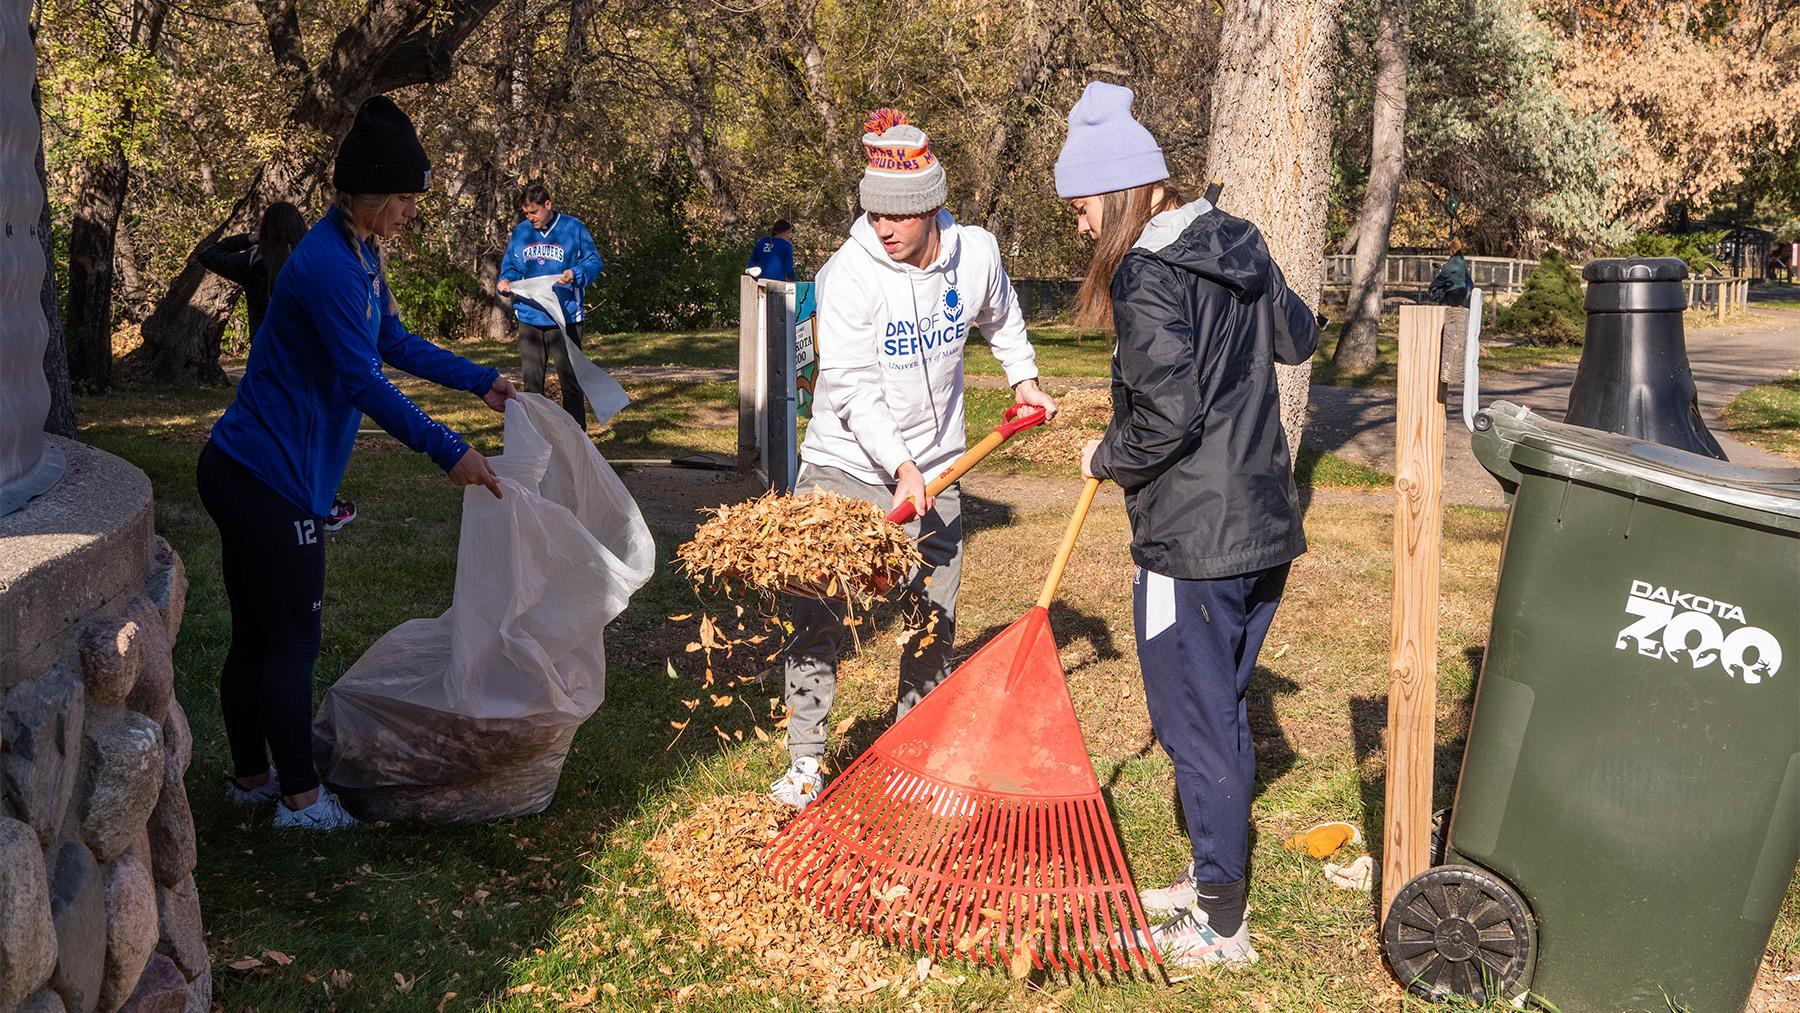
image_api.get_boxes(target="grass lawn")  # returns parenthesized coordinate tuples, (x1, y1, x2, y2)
(964, 326, 1113, 379)
(1723, 372, 1800, 462)
(1310, 328, 1583, 389)
(73, 334, 1796, 1010)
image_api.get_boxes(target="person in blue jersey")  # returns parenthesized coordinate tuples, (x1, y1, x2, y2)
(497, 182, 603, 426)
(745, 219, 797, 281)
(196, 97, 517, 831)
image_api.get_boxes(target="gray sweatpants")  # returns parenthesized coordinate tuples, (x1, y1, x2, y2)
(783, 462, 963, 760)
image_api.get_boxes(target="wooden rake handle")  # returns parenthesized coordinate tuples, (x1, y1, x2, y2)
(887, 404, 1048, 524)
(1037, 477, 1102, 609)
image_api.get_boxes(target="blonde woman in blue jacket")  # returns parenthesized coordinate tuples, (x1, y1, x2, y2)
(198, 97, 516, 830)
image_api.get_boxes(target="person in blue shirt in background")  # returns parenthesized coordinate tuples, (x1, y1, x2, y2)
(197, 96, 517, 831)
(497, 183, 603, 426)
(745, 219, 797, 281)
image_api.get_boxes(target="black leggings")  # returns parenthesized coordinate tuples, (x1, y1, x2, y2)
(518, 320, 586, 426)
(196, 441, 325, 797)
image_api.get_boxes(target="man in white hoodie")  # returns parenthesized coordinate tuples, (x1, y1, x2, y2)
(771, 108, 1059, 807)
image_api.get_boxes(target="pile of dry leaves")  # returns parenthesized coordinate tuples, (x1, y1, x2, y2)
(646, 792, 950, 1003)
(678, 489, 922, 605)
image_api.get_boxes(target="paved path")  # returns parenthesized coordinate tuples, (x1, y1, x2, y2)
(1304, 307, 1800, 507)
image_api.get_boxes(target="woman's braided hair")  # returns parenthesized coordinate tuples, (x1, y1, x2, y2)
(334, 192, 401, 318)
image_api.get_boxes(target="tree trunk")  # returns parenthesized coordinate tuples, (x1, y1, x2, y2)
(62, 0, 166, 393)
(64, 152, 129, 392)
(126, 0, 505, 384)
(679, 22, 741, 227)
(34, 56, 75, 436)
(1202, 0, 1344, 457)
(462, 9, 521, 345)
(967, 14, 1070, 226)
(1332, 0, 1407, 372)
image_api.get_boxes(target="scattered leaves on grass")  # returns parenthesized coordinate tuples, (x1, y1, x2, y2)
(644, 792, 912, 1003)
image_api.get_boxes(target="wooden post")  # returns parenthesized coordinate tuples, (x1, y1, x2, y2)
(737, 275, 761, 473)
(1383, 304, 1446, 920)
(1717, 280, 1727, 322)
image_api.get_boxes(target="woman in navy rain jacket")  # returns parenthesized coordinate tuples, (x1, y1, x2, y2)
(1054, 82, 1318, 967)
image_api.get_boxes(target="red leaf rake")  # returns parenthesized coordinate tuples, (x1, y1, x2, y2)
(764, 477, 1161, 976)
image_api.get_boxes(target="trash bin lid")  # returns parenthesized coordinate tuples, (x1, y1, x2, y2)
(1508, 422, 1800, 531)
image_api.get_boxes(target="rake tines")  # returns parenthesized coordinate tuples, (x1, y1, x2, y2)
(764, 477, 1160, 980)
(765, 746, 1161, 975)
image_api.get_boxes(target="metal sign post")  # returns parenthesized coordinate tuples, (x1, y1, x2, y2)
(737, 279, 816, 492)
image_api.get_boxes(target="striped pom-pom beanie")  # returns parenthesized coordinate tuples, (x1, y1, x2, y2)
(858, 108, 948, 216)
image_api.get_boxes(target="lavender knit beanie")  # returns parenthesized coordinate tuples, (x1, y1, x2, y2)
(1054, 82, 1168, 199)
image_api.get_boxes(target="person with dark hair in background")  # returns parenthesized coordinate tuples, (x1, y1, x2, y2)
(746, 219, 797, 281)
(198, 96, 517, 831)
(201, 203, 361, 532)
(497, 182, 603, 427)
(200, 202, 307, 338)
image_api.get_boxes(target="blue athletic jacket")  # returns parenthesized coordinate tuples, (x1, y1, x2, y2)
(746, 235, 795, 281)
(500, 211, 603, 327)
(210, 206, 499, 517)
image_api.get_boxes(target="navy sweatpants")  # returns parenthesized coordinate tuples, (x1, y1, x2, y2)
(1134, 563, 1289, 886)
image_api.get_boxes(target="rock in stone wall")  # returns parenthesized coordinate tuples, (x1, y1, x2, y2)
(0, 443, 206, 1013)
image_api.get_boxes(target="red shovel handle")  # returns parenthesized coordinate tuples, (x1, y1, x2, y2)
(886, 403, 1049, 524)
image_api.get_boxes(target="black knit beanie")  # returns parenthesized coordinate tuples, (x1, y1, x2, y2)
(332, 96, 432, 194)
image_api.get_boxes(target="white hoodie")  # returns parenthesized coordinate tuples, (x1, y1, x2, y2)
(800, 210, 1039, 485)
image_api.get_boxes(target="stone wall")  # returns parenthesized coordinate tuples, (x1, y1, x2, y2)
(0, 436, 207, 1013)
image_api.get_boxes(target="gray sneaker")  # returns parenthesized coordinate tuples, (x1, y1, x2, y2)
(273, 787, 361, 831)
(1133, 902, 1258, 969)
(1140, 861, 1197, 915)
(769, 756, 823, 808)
(224, 768, 280, 808)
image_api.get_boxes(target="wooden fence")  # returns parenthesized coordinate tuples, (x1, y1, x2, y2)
(1322, 254, 1536, 292)
(1684, 277, 1752, 319)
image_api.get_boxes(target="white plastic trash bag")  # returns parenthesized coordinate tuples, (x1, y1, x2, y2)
(314, 394, 656, 822)
(507, 275, 630, 424)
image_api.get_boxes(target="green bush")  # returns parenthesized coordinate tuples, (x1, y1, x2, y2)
(1498, 250, 1585, 345)
(1613, 229, 1727, 274)
(587, 158, 750, 332)
(387, 237, 482, 341)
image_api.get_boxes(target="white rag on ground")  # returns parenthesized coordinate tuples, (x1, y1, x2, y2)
(313, 391, 656, 823)
(507, 274, 631, 425)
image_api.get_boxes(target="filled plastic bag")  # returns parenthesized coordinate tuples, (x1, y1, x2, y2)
(314, 393, 656, 822)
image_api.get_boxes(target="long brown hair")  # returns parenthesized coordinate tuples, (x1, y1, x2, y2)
(1074, 182, 1185, 328)
(256, 201, 307, 294)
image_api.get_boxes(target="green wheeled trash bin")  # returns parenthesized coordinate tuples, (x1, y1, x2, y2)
(1382, 400, 1800, 1010)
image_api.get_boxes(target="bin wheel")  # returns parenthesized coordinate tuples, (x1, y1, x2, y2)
(1383, 865, 1533, 1002)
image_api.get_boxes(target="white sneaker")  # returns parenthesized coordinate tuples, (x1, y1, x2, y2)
(770, 756, 823, 808)
(273, 787, 361, 831)
(1140, 861, 1197, 915)
(1134, 902, 1258, 969)
(224, 768, 280, 808)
